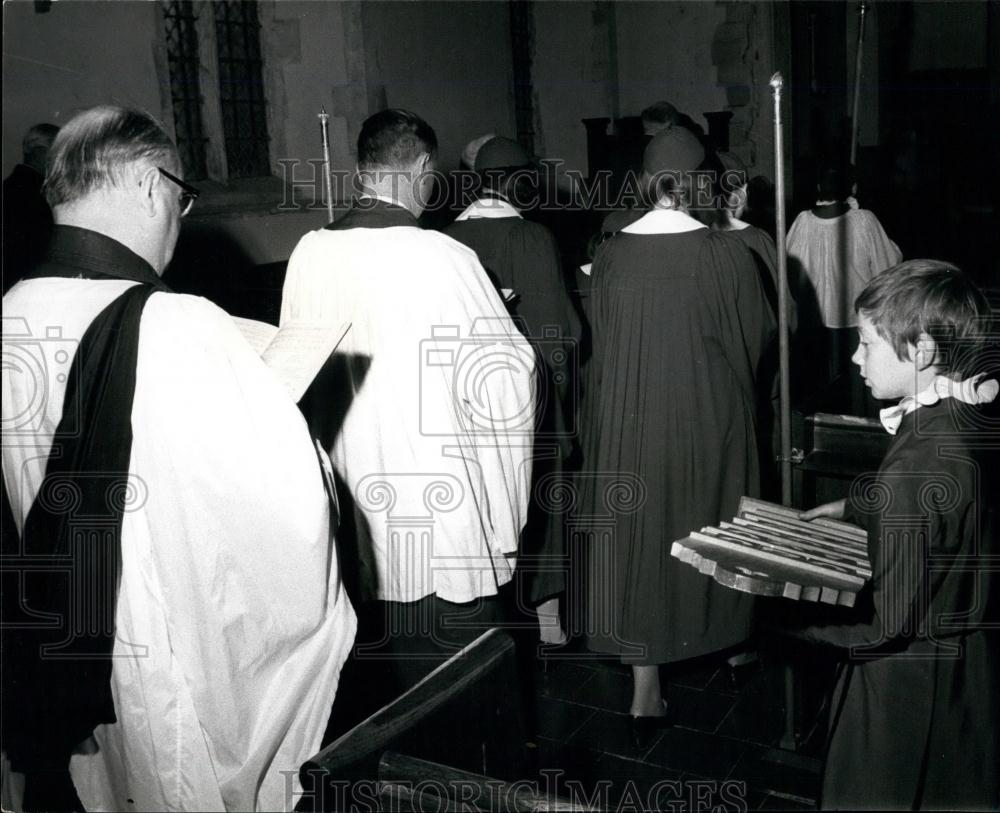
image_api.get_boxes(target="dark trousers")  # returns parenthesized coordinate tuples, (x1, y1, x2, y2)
(323, 588, 511, 742)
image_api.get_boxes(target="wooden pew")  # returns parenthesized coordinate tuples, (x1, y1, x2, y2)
(296, 628, 534, 812)
(378, 752, 594, 812)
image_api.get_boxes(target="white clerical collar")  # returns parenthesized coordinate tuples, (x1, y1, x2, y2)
(814, 196, 859, 209)
(454, 194, 521, 222)
(359, 193, 402, 207)
(879, 373, 999, 435)
(621, 208, 707, 235)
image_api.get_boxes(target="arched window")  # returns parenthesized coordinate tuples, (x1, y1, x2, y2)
(161, 0, 271, 181)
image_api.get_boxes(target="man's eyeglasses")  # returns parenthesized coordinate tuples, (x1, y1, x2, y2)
(157, 168, 200, 217)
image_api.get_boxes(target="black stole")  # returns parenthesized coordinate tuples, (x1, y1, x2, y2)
(4, 283, 160, 772)
(325, 197, 418, 231)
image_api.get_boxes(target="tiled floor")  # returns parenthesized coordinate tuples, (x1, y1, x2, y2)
(519, 642, 834, 811)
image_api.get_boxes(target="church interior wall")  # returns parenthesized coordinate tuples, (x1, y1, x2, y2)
(2, 1, 165, 177)
(905, 0, 988, 72)
(6, 0, 992, 281)
(358, 0, 516, 172)
(614, 1, 728, 137)
(531, 0, 619, 177)
(2, 1, 763, 192)
(2, 0, 769, 266)
(263, 0, 354, 179)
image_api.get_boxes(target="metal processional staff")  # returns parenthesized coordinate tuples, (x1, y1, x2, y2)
(318, 107, 335, 224)
(770, 72, 793, 508)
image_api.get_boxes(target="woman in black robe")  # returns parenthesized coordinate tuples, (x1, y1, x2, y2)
(711, 152, 797, 500)
(579, 127, 775, 738)
(446, 137, 582, 645)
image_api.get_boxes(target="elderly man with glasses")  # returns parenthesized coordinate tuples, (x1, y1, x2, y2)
(1, 105, 356, 811)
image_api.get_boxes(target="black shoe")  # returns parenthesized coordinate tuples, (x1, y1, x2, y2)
(537, 637, 574, 672)
(630, 700, 673, 749)
(726, 656, 761, 690)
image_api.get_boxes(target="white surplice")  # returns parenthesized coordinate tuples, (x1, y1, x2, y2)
(280, 222, 535, 604)
(2, 278, 356, 812)
(786, 208, 902, 329)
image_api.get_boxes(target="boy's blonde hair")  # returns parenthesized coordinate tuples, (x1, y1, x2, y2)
(855, 260, 993, 379)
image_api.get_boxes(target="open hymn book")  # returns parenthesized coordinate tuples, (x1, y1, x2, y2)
(232, 317, 351, 403)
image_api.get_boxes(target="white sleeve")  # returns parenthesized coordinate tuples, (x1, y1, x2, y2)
(128, 292, 355, 810)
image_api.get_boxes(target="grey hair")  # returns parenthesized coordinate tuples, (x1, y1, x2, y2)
(44, 106, 177, 208)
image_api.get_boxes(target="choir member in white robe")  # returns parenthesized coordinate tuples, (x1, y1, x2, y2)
(786, 160, 902, 413)
(787, 204, 901, 331)
(280, 110, 534, 714)
(1, 106, 355, 813)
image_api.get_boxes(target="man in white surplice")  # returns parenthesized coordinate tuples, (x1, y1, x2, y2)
(1, 106, 355, 812)
(280, 110, 535, 708)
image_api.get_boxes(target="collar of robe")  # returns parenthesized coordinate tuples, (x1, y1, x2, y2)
(621, 207, 707, 235)
(879, 373, 1000, 435)
(453, 193, 522, 222)
(326, 196, 419, 231)
(24, 224, 169, 289)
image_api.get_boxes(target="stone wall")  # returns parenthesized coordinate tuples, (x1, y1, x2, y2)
(2, 1, 165, 176)
(615, 1, 728, 133)
(711, 2, 777, 180)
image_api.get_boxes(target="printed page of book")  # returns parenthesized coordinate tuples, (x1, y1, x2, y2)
(262, 321, 351, 403)
(232, 316, 278, 356)
(232, 316, 351, 403)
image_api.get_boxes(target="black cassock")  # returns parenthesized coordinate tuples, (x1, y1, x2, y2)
(800, 400, 1000, 811)
(446, 208, 581, 604)
(728, 223, 795, 495)
(579, 214, 775, 665)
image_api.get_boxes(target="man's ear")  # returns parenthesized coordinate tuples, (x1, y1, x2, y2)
(137, 165, 160, 218)
(732, 184, 748, 217)
(914, 332, 938, 371)
(414, 152, 432, 175)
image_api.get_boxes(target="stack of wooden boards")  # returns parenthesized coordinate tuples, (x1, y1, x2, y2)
(671, 497, 871, 606)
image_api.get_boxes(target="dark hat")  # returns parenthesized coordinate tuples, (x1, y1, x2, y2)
(642, 127, 705, 175)
(716, 150, 747, 175)
(460, 133, 496, 169)
(475, 137, 533, 172)
(640, 101, 679, 126)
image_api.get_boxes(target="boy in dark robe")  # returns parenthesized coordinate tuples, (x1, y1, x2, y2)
(798, 260, 999, 810)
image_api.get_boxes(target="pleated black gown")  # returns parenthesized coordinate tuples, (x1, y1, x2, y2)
(580, 214, 775, 664)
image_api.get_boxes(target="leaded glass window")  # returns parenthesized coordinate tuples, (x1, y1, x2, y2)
(213, 0, 271, 178)
(162, 0, 208, 180)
